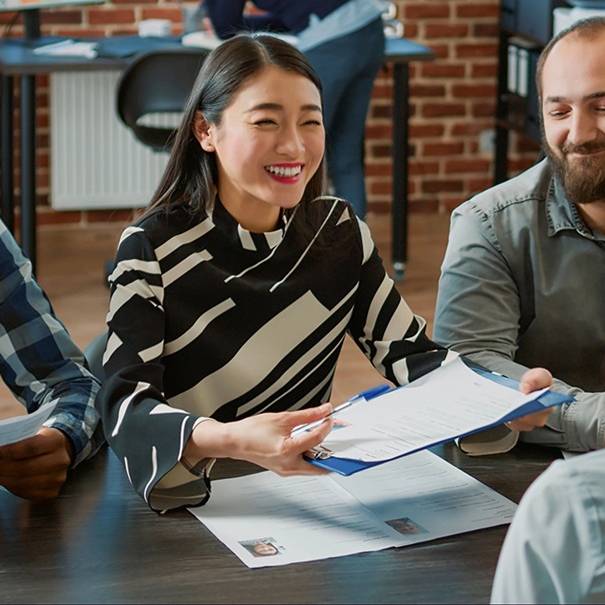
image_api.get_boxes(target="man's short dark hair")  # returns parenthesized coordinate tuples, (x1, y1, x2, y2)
(536, 17, 605, 103)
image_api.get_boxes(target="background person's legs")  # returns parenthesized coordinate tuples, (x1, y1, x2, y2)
(306, 19, 385, 218)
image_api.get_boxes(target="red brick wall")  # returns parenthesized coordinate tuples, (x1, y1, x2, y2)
(2, 0, 540, 225)
(367, 0, 539, 214)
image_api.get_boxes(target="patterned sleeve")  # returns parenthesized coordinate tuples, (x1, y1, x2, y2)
(0, 221, 101, 465)
(97, 226, 208, 512)
(348, 217, 455, 384)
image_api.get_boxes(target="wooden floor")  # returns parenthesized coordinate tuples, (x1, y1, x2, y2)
(0, 212, 451, 417)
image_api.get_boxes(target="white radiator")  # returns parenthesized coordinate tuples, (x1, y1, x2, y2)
(50, 71, 179, 210)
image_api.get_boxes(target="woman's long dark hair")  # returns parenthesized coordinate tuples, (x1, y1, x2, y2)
(146, 34, 327, 219)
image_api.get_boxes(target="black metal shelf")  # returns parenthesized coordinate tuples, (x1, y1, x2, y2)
(494, 0, 569, 184)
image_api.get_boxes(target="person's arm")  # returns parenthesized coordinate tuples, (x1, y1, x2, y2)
(0, 224, 101, 463)
(347, 213, 550, 429)
(205, 0, 287, 39)
(99, 227, 333, 512)
(0, 223, 101, 499)
(98, 226, 207, 511)
(491, 458, 602, 604)
(433, 203, 604, 452)
(347, 217, 452, 383)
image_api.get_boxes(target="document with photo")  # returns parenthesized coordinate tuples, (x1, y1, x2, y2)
(189, 470, 399, 568)
(189, 451, 516, 568)
(333, 451, 517, 547)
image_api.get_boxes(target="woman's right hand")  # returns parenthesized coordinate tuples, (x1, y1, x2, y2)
(185, 403, 334, 476)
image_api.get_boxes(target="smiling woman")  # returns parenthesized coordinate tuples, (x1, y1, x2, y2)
(95, 34, 553, 514)
(192, 65, 325, 232)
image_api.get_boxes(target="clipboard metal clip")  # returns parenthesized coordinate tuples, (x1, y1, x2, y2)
(308, 445, 334, 460)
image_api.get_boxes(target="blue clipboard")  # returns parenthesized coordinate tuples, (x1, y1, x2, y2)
(306, 360, 573, 476)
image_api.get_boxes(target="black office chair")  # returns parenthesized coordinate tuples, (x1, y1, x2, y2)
(106, 48, 210, 284)
(116, 47, 210, 151)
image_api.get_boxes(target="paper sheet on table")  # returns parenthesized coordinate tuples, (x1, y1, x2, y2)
(32, 40, 98, 59)
(0, 401, 58, 446)
(188, 451, 516, 568)
(181, 30, 299, 50)
(318, 357, 548, 463)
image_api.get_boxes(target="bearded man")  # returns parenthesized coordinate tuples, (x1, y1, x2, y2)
(433, 17, 605, 456)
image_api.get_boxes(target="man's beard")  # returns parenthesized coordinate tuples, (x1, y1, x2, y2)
(545, 136, 605, 204)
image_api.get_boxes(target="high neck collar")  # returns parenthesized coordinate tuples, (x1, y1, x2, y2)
(209, 197, 288, 253)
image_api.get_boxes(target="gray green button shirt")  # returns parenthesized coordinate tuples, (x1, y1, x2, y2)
(434, 159, 605, 452)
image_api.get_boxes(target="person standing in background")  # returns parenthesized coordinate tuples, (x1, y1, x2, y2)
(204, 0, 386, 218)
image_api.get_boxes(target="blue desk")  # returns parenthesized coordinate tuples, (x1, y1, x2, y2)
(0, 35, 433, 276)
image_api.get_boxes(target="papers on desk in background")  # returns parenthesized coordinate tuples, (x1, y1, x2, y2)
(181, 30, 299, 50)
(33, 39, 98, 59)
(180, 31, 222, 50)
(0, 400, 57, 446)
(188, 450, 517, 568)
(32, 30, 299, 59)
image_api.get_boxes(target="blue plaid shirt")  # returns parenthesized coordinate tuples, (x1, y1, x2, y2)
(0, 221, 102, 465)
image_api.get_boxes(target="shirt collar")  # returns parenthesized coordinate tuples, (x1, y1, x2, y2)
(545, 171, 605, 241)
(210, 197, 287, 253)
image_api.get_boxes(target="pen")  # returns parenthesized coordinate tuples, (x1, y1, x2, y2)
(291, 384, 391, 437)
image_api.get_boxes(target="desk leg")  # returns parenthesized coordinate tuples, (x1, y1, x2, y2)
(494, 29, 509, 185)
(1, 75, 14, 233)
(20, 74, 36, 272)
(392, 62, 408, 281)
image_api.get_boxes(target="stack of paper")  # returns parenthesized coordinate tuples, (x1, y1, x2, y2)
(181, 30, 299, 50)
(33, 40, 98, 59)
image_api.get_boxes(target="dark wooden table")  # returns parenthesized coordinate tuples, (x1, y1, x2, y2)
(0, 443, 559, 604)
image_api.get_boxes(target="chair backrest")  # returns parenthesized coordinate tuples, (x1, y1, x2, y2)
(116, 48, 209, 151)
(84, 332, 108, 381)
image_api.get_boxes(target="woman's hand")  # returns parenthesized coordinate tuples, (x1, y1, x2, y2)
(507, 367, 553, 432)
(228, 403, 335, 475)
(185, 403, 334, 476)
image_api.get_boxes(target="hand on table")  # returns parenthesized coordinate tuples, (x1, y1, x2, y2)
(507, 367, 554, 432)
(0, 427, 73, 500)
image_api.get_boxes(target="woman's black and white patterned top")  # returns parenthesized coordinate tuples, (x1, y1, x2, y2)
(97, 197, 453, 511)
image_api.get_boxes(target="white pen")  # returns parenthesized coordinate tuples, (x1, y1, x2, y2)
(290, 384, 391, 438)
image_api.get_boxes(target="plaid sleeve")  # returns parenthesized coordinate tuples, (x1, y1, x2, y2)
(0, 221, 102, 465)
